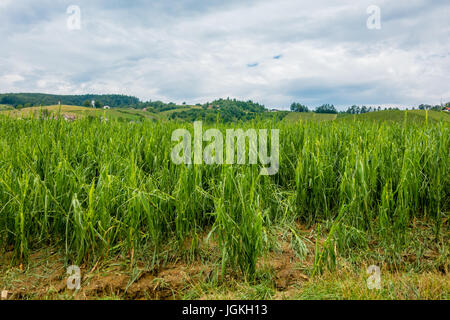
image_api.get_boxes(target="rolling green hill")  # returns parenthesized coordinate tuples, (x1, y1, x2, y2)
(0, 104, 221, 122)
(284, 112, 338, 122)
(284, 110, 450, 123)
(2, 104, 449, 125)
(0, 104, 13, 111)
(0, 105, 160, 122)
(337, 110, 450, 123)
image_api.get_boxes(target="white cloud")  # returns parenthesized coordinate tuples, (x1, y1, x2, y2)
(0, 74, 25, 84)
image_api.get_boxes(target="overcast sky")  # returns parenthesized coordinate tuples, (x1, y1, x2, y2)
(1, 0, 449, 110)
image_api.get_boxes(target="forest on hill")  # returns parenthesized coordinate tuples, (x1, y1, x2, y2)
(168, 98, 270, 122)
(0, 93, 139, 108)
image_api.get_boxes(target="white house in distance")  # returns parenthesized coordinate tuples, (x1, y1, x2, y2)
(91, 100, 95, 108)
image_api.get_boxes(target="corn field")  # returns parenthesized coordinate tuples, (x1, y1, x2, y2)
(0, 113, 448, 277)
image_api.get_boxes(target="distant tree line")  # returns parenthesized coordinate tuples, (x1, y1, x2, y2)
(418, 104, 450, 111)
(289, 102, 450, 114)
(345, 105, 382, 114)
(290, 102, 338, 114)
(202, 98, 266, 113)
(315, 104, 338, 114)
(290, 103, 309, 113)
(0, 93, 139, 109)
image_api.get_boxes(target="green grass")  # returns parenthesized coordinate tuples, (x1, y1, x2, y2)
(284, 112, 338, 122)
(5, 106, 448, 124)
(285, 110, 450, 123)
(0, 113, 448, 283)
(0, 105, 160, 122)
(0, 104, 14, 111)
(159, 105, 202, 117)
(337, 110, 450, 123)
(0, 104, 207, 122)
(70, 107, 160, 121)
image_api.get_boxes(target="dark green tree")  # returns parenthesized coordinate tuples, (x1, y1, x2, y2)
(290, 102, 309, 112)
(315, 104, 337, 114)
(94, 101, 103, 109)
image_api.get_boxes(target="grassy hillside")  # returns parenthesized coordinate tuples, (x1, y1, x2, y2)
(3, 105, 449, 125)
(284, 112, 338, 122)
(338, 110, 450, 123)
(0, 104, 228, 122)
(285, 110, 450, 123)
(408, 110, 450, 122)
(0, 104, 13, 111)
(159, 105, 201, 117)
(0, 105, 160, 122)
(0, 104, 216, 122)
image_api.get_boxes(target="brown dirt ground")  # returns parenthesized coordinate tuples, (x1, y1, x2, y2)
(0, 236, 312, 300)
(1, 223, 446, 300)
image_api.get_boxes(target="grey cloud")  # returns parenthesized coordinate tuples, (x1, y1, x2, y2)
(0, 0, 449, 108)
